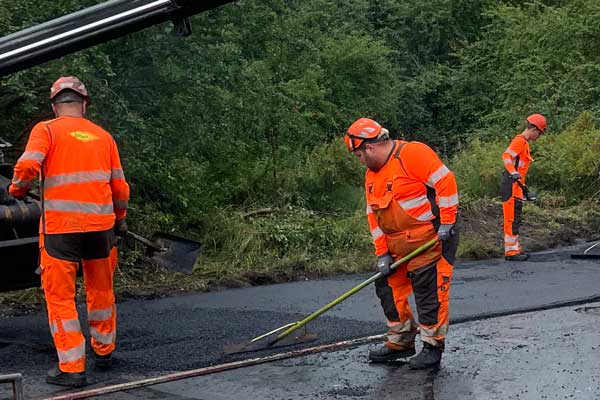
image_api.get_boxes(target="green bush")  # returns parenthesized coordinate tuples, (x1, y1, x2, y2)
(529, 112, 600, 201)
(450, 138, 506, 199)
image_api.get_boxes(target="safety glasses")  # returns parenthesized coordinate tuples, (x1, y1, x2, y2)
(344, 134, 365, 152)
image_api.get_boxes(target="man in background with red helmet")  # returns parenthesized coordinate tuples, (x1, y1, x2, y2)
(8, 76, 129, 387)
(344, 117, 459, 369)
(500, 114, 547, 261)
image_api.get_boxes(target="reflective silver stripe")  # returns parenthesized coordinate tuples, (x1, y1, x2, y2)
(387, 319, 413, 333)
(18, 151, 45, 162)
(88, 306, 113, 322)
(366, 205, 373, 215)
(415, 210, 434, 221)
(44, 170, 111, 189)
(505, 149, 518, 158)
(427, 165, 450, 187)
(90, 327, 115, 345)
(503, 158, 512, 165)
(111, 168, 125, 180)
(518, 161, 526, 168)
(45, 200, 114, 215)
(113, 200, 128, 210)
(371, 227, 384, 240)
(63, 319, 81, 332)
(50, 319, 81, 335)
(398, 195, 428, 210)
(11, 177, 34, 188)
(50, 321, 59, 336)
(57, 341, 85, 364)
(505, 243, 520, 252)
(504, 234, 518, 242)
(438, 194, 459, 207)
(420, 324, 448, 338)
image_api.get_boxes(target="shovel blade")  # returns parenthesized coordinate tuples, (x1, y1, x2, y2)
(147, 232, 201, 275)
(571, 254, 600, 259)
(223, 332, 318, 355)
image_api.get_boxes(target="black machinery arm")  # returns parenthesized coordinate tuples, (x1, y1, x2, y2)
(0, 0, 235, 77)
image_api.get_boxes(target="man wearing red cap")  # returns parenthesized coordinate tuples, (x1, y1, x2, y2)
(8, 76, 130, 387)
(500, 114, 547, 261)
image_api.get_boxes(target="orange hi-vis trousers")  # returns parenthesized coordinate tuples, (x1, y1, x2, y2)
(502, 197, 523, 256)
(40, 231, 117, 373)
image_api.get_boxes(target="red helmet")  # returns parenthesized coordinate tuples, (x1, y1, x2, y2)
(50, 76, 90, 105)
(526, 113, 546, 133)
(345, 118, 389, 152)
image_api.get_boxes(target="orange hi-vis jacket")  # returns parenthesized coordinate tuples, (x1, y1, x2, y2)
(502, 134, 532, 200)
(366, 140, 458, 266)
(10, 116, 129, 234)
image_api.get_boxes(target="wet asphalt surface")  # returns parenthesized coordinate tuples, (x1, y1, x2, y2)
(2, 243, 600, 399)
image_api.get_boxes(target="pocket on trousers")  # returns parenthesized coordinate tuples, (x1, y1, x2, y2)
(500, 171, 513, 202)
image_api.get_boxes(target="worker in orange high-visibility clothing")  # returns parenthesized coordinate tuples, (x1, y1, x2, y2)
(500, 114, 546, 261)
(345, 118, 459, 369)
(8, 76, 129, 388)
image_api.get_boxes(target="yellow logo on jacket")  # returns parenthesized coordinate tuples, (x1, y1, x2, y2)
(70, 131, 99, 142)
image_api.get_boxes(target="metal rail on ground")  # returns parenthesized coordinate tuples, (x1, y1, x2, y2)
(0, 373, 24, 400)
(39, 293, 600, 400)
(41, 335, 385, 400)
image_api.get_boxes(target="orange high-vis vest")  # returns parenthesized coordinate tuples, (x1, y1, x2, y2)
(10, 116, 129, 234)
(502, 135, 533, 200)
(365, 140, 458, 259)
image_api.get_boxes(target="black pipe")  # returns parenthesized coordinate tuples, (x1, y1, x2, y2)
(0, 201, 42, 226)
(0, 0, 235, 76)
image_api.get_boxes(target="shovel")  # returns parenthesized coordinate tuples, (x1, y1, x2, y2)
(127, 231, 201, 275)
(516, 179, 537, 202)
(570, 240, 600, 260)
(24, 191, 201, 274)
(223, 238, 438, 355)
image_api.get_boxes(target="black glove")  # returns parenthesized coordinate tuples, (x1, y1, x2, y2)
(437, 223, 455, 241)
(376, 253, 394, 277)
(510, 172, 521, 181)
(0, 187, 16, 206)
(114, 219, 128, 237)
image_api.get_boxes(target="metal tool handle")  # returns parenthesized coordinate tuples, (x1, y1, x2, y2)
(127, 231, 164, 252)
(269, 238, 439, 345)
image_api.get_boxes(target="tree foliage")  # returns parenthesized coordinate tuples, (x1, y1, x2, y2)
(1, 0, 599, 268)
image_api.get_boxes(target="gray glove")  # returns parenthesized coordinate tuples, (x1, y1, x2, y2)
(437, 224, 455, 241)
(114, 219, 128, 237)
(376, 253, 394, 277)
(510, 172, 521, 181)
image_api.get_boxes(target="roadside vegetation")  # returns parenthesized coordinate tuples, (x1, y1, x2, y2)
(2, 0, 600, 304)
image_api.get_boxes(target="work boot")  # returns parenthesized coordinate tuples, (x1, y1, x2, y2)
(408, 342, 442, 370)
(368, 341, 416, 363)
(46, 366, 87, 388)
(505, 253, 529, 261)
(94, 352, 113, 370)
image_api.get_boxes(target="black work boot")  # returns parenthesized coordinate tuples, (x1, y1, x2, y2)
(46, 366, 87, 388)
(408, 342, 442, 370)
(94, 352, 113, 370)
(368, 342, 416, 363)
(505, 253, 529, 261)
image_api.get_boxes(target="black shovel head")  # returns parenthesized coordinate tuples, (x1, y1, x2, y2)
(223, 331, 318, 355)
(571, 254, 600, 259)
(147, 232, 202, 275)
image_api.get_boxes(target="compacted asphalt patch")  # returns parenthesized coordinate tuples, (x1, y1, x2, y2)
(2, 243, 600, 399)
